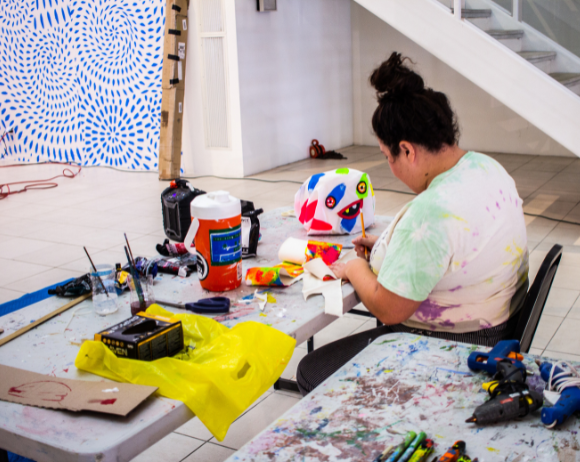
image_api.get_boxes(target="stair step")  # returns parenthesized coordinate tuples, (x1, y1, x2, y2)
(487, 29, 524, 40)
(550, 72, 580, 87)
(450, 8, 492, 18)
(518, 51, 557, 63)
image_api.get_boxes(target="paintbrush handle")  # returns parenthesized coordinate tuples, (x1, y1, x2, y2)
(360, 212, 369, 260)
(125, 247, 146, 308)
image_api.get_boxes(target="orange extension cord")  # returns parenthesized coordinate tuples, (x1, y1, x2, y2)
(0, 162, 82, 200)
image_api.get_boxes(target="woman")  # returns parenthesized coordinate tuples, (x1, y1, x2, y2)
(296, 52, 529, 395)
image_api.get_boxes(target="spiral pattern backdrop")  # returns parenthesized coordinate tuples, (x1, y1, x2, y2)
(0, 0, 165, 170)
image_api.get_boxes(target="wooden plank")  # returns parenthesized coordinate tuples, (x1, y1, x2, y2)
(159, 0, 189, 180)
(0, 293, 91, 347)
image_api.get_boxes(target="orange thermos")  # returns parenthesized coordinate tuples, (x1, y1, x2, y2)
(183, 191, 242, 292)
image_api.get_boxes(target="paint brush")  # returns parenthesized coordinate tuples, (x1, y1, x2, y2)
(360, 212, 368, 260)
(83, 246, 109, 298)
(125, 245, 146, 309)
(124, 232, 136, 267)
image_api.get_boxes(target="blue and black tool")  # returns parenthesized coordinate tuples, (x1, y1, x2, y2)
(539, 362, 580, 428)
(467, 340, 525, 375)
(156, 297, 230, 315)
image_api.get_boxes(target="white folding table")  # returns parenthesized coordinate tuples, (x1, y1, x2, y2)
(0, 209, 392, 462)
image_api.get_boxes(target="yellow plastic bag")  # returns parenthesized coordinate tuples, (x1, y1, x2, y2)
(75, 305, 296, 441)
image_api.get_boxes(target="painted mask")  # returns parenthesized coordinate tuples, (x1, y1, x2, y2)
(294, 168, 375, 235)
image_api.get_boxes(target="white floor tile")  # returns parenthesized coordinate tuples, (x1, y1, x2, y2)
(553, 265, 580, 290)
(567, 296, 580, 320)
(280, 347, 308, 381)
(0, 237, 54, 260)
(130, 432, 204, 462)
(182, 442, 236, 462)
(16, 243, 89, 267)
(541, 350, 580, 362)
(175, 416, 215, 442)
(528, 347, 543, 356)
(546, 318, 580, 354)
(211, 392, 300, 450)
(313, 315, 368, 348)
(0, 259, 52, 287)
(543, 288, 579, 317)
(0, 287, 25, 304)
(350, 318, 380, 335)
(530, 315, 563, 350)
(8, 267, 82, 293)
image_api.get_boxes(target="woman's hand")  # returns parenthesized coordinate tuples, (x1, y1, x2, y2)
(352, 234, 379, 260)
(330, 262, 349, 282)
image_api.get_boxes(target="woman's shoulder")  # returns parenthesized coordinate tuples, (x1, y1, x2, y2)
(459, 151, 507, 174)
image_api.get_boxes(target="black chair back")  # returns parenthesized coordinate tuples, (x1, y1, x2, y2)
(513, 244, 563, 353)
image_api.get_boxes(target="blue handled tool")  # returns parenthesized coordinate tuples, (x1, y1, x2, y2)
(467, 340, 525, 375)
(156, 297, 230, 315)
(539, 362, 580, 428)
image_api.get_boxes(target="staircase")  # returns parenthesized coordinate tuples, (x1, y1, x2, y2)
(353, 0, 580, 158)
(453, 3, 580, 95)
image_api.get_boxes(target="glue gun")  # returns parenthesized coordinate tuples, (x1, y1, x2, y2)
(539, 362, 580, 428)
(467, 340, 525, 375)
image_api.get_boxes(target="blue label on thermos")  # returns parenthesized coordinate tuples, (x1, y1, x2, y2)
(209, 225, 242, 266)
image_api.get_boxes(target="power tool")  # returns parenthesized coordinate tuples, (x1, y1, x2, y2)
(466, 359, 543, 424)
(467, 340, 525, 375)
(539, 361, 580, 428)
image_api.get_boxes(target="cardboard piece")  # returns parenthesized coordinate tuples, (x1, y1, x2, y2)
(159, 87, 185, 179)
(162, 13, 189, 90)
(0, 365, 157, 416)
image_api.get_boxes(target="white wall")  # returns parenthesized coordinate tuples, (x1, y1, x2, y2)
(235, 0, 354, 176)
(352, 2, 574, 157)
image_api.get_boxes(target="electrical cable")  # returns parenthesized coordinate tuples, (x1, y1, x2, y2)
(2, 163, 580, 227)
(0, 161, 82, 200)
(547, 361, 580, 394)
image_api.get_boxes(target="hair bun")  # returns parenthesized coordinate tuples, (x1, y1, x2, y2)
(370, 52, 425, 102)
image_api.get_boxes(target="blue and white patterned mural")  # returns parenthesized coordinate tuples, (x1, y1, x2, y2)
(0, 0, 165, 170)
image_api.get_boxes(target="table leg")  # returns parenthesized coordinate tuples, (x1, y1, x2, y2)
(273, 336, 314, 393)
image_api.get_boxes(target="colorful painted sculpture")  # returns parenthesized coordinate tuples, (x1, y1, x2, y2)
(294, 168, 375, 235)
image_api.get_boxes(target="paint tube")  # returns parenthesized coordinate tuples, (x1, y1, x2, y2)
(48, 274, 92, 297)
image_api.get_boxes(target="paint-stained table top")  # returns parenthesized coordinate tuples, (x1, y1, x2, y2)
(0, 208, 392, 462)
(227, 332, 580, 462)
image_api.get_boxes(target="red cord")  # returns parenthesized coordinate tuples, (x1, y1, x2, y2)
(0, 162, 82, 200)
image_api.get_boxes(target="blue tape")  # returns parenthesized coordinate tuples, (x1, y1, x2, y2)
(0, 278, 74, 318)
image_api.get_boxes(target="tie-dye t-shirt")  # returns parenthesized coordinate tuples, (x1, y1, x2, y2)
(369, 152, 529, 333)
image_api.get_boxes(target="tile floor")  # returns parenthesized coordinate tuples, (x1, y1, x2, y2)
(1, 146, 580, 461)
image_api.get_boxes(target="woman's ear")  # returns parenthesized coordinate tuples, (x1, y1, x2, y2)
(399, 141, 416, 162)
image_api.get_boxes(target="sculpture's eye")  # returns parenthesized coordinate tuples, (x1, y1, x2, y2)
(357, 181, 367, 195)
(326, 196, 337, 209)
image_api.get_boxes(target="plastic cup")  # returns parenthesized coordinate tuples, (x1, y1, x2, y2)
(90, 264, 119, 316)
(129, 274, 155, 315)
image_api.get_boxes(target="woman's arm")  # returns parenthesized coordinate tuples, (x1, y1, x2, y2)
(331, 259, 421, 325)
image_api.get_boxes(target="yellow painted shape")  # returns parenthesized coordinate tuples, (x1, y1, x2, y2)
(487, 447, 500, 453)
(259, 313, 267, 317)
(267, 294, 277, 303)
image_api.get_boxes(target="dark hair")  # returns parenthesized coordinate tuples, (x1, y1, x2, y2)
(370, 52, 459, 157)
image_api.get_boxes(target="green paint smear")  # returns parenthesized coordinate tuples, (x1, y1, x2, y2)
(440, 345, 456, 351)
(378, 339, 398, 344)
(356, 173, 369, 199)
(336, 168, 349, 174)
